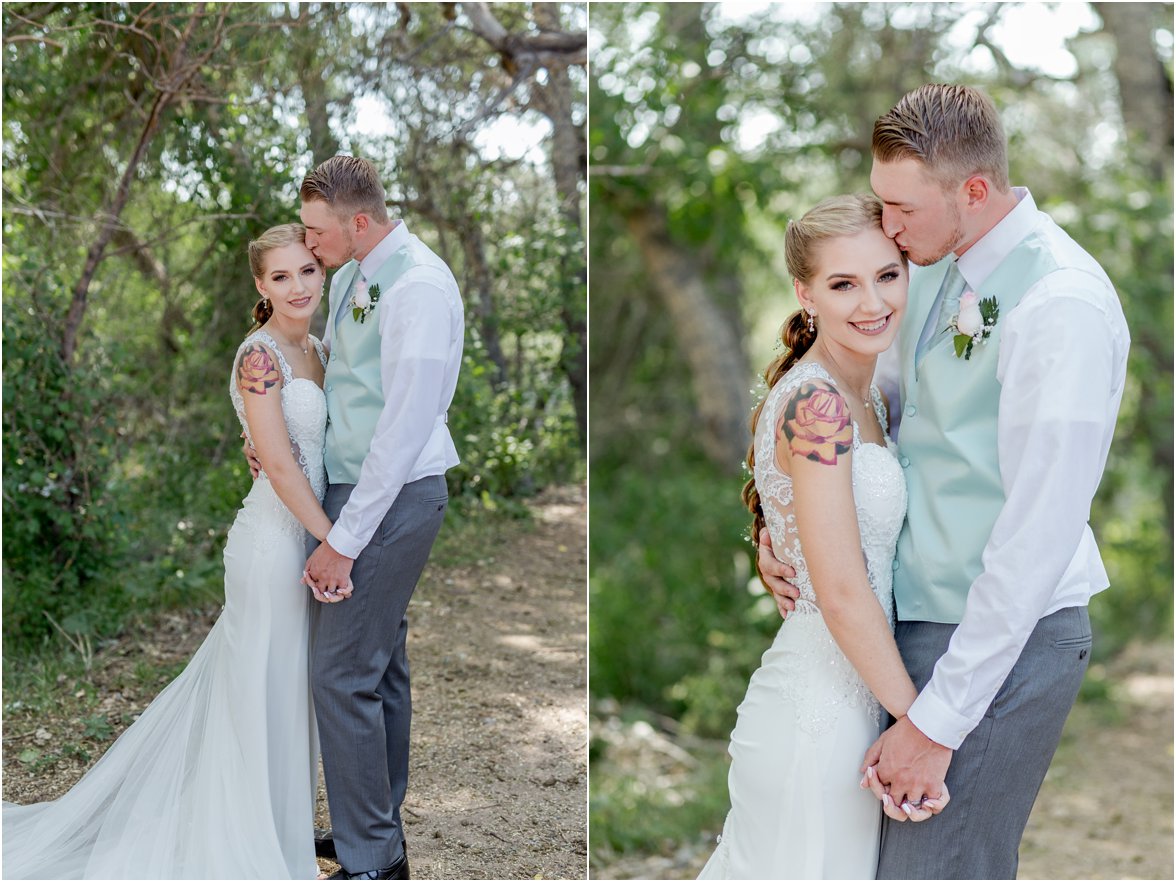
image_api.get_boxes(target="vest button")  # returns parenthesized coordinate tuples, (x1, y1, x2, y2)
(899, 456, 910, 468)
(326, 384, 333, 392)
(905, 404, 916, 417)
(891, 560, 899, 571)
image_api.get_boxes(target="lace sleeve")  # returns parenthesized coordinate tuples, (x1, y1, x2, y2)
(869, 385, 890, 437)
(310, 334, 328, 370)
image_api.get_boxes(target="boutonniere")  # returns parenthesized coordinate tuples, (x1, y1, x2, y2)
(349, 277, 382, 324)
(950, 292, 1000, 360)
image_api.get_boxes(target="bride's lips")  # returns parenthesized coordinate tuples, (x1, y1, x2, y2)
(851, 314, 893, 335)
(289, 296, 313, 308)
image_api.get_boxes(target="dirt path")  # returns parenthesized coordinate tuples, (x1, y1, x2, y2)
(3, 485, 587, 880)
(592, 641, 1173, 880)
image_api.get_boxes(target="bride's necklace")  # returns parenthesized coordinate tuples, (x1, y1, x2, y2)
(817, 353, 871, 409)
(266, 328, 310, 356)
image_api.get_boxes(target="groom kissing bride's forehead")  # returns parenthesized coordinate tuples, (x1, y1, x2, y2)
(749, 83, 1129, 880)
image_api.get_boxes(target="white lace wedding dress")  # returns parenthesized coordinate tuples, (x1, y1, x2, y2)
(698, 361, 908, 880)
(3, 330, 328, 879)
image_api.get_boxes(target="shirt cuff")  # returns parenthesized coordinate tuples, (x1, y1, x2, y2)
(906, 688, 976, 751)
(325, 523, 366, 560)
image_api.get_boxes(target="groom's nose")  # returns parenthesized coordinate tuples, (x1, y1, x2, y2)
(881, 206, 903, 238)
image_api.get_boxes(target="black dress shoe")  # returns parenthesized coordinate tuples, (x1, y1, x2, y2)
(326, 847, 409, 880)
(314, 828, 336, 860)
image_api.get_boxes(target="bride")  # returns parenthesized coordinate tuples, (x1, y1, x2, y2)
(3, 223, 344, 879)
(698, 195, 947, 880)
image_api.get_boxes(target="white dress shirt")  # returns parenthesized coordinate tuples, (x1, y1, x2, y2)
(882, 189, 1130, 748)
(323, 221, 464, 559)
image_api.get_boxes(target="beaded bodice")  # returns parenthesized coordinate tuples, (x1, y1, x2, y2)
(229, 330, 328, 535)
(752, 360, 908, 732)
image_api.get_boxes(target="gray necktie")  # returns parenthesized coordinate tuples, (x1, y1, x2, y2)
(917, 262, 968, 361)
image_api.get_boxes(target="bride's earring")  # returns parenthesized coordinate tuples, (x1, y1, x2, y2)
(807, 309, 816, 333)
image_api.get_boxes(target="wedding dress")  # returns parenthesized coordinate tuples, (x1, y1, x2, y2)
(698, 361, 908, 880)
(3, 330, 328, 879)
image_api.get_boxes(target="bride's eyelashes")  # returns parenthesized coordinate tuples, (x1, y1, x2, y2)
(269, 265, 321, 284)
(828, 269, 901, 292)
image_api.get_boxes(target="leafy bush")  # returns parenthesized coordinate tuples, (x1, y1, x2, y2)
(2, 291, 129, 645)
(590, 441, 781, 738)
(447, 348, 582, 503)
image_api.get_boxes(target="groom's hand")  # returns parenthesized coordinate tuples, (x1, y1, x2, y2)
(756, 529, 800, 619)
(306, 540, 356, 600)
(861, 716, 952, 821)
(241, 433, 262, 480)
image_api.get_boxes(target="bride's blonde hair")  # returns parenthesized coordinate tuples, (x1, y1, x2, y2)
(246, 223, 320, 334)
(743, 194, 900, 556)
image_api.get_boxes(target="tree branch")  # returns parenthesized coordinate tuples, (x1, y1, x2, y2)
(62, 4, 216, 363)
(460, 2, 586, 68)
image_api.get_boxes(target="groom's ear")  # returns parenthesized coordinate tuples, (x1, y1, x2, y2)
(353, 212, 370, 235)
(961, 175, 990, 210)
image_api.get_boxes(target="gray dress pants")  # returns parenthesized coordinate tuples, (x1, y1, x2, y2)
(877, 605, 1091, 880)
(308, 475, 448, 873)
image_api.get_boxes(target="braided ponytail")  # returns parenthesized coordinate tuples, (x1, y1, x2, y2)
(249, 297, 274, 333)
(742, 308, 818, 547)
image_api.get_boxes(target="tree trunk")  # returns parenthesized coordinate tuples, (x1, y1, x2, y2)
(459, 219, 508, 389)
(529, 2, 587, 442)
(1094, 1, 1174, 534)
(625, 204, 751, 471)
(1093, 2, 1173, 178)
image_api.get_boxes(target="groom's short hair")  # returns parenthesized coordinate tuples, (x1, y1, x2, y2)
(872, 84, 1009, 193)
(300, 155, 390, 223)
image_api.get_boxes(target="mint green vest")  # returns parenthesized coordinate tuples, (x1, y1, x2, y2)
(893, 235, 1059, 622)
(324, 246, 427, 484)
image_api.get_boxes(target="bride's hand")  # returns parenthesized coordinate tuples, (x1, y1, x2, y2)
(860, 765, 949, 823)
(909, 781, 950, 821)
(303, 571, 354, 603)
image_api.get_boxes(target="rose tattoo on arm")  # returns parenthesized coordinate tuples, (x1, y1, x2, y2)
(237, 343, 280, 396)
(780, 382, 854, 465)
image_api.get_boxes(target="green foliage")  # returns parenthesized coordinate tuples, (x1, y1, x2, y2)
(80, 714, 113, 742)
(590, 438, 780, 738)
(2, 273, 129, 645)
(589, 727, 729, 858)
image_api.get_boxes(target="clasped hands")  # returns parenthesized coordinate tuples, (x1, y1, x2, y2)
(756, 529, 952, 823)
(858, 716, 952, 823)
(302, 539, 356, 604)
(242, 433, 355, 605)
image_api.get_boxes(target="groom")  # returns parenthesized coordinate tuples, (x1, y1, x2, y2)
(299, 155, 463, 880)
(758, 84, 1129, 878)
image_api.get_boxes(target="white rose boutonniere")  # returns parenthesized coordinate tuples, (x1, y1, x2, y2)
(349, 277, 382, 324)
(950, 292, 1000, 360)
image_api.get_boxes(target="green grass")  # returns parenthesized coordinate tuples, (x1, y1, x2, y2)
(590, 730, 729, 864)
